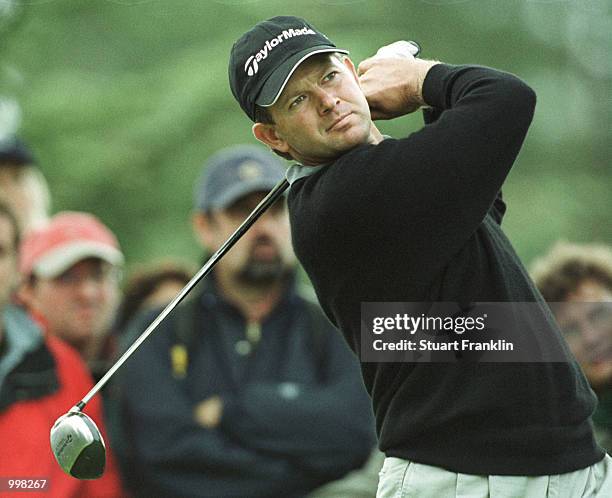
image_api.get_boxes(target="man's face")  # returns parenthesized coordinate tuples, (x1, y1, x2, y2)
(554, 279, 612, 390)
(23, 258, 120, 352)
(193, 191, 295, 287)
(260, 54, 375, 166)
(0, 163, 48, 233)
(0, 215, 18, 312)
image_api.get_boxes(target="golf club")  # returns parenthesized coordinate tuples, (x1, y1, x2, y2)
(50, 177, 289, 479)
(49, 38, 422, 480)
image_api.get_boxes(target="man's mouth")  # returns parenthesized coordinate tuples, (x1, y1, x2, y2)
(327, 113, 351, 132)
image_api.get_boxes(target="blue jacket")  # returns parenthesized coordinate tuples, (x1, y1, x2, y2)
(116, 275, 376, 498)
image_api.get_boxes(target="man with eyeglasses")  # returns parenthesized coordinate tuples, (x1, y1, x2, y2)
(532, 242, 612, 453)
(18, 211, 123, 381)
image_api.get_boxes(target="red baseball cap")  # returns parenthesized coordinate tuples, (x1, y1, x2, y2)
(20, 211, 124, 279)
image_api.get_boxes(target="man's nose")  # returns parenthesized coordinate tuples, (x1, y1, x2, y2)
(315, 88, 338, 115)
(75, 276, 104, 300)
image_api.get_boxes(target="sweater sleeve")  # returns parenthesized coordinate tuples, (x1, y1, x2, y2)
(219, 324, 376, 478)
(313, 64, 536, 274)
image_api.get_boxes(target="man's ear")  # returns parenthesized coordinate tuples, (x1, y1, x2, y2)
(343, 57, 359, 84)
(15, 279, 35, 309)
(191, 211, 215, 250)
(252, 122, 290, 154)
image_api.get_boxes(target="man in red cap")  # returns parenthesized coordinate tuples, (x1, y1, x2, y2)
(0, 203, 124, 497)
(18, 211, 123, 381)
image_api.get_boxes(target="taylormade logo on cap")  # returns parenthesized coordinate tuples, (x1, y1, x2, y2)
(229, 16, 346, 121)
(244, 26, 317, 76)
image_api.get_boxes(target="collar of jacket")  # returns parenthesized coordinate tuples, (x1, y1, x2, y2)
(198, 269, 300, 320)
(0, 305, 59, 411)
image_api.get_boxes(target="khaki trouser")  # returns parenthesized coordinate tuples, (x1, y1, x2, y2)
(308, 449, 385, 498)
(376, 455, 612, 498)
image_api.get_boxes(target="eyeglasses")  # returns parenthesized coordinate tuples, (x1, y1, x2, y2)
(557, 302, 612, 338)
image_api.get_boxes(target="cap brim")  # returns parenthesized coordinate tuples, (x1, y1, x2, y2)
(209, 178, 286, 211)
(33, 242, 124, 279)
(255, 46, 349, 108)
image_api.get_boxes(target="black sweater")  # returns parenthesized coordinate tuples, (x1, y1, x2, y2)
(287, 64, 604, 475)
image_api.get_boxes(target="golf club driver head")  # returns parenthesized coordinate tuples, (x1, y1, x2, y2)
(50, 407, 106, 479)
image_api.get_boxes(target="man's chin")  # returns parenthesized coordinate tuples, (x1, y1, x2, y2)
(237, 261, 288, 286)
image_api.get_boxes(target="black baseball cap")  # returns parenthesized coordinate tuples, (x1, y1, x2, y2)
(194, 145, 285, 212)
(229, 16, 349, 121)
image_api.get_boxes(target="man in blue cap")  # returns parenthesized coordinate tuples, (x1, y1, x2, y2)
(117, 144, 378, 498)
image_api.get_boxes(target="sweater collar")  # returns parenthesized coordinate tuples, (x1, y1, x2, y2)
(286, 163, 328, 186)
(285, 136, 392, 186)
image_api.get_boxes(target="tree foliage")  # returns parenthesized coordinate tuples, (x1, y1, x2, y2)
(2, 0, 610, 268)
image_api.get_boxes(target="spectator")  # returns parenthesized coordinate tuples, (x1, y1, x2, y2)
(116, 145, 378, 498)
(0, 135, 50, 233)
(114, 259, 194, 336)
(532, 241, 612, 452)
(18, 211, 123, 381)
(0, 201, 124, 498)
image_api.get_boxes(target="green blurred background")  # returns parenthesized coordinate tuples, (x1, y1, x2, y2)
(1, 0, 610, 271)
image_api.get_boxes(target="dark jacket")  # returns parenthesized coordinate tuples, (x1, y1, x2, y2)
(117, 276, 375, 498)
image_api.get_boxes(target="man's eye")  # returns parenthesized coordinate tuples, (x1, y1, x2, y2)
(323, 71, 338, 82)
(289, 95, 305, 109)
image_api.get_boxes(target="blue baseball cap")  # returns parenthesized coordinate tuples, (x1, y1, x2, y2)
(194, 145, 286, 212)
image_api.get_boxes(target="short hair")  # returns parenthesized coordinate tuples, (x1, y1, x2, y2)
(0, 201, 21, 252)
(254, 105, 274, 125)
(531, 241, 612, 302)
(254, 105, 292, 161)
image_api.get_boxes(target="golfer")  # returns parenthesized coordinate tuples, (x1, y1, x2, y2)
(229, 16, 611, 497)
